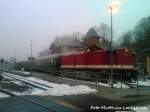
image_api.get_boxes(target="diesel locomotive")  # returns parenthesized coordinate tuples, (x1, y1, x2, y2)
(16, 46, 136, 81)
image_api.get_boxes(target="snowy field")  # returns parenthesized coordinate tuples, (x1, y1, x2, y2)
(0, 73, 97, 98)
(130, 80, 150, 86)
(0, 92, 9, 98)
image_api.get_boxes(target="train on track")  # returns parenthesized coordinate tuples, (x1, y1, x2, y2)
(16, 46, 136, 81)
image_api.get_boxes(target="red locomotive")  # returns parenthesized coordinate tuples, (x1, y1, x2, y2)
(61, 47, 134, 71)
(60, 46, 135, 80)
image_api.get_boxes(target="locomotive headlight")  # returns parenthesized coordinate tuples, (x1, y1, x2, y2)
(125, 49, 128, 52)
(124, 49, 128, 56)
(87, 49, 90, 52)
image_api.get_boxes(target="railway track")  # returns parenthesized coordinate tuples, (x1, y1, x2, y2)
(0, 71, 75, 112)
(2, 72, 52, 90)
(3, 68, 100, 83)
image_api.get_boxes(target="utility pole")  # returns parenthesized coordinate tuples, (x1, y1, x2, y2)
(30, 40, 34, 75)
(110, 7, 114, 88)
(14, 48, 16, 70)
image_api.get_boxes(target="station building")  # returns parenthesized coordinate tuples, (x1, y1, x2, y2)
(48, 28, 109, 55)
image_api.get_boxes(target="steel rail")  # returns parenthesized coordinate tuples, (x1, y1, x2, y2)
(6, 72, 53, 88)
(3, 73, 52, 90)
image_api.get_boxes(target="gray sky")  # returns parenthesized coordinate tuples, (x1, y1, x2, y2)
(0, 0, 149, 61)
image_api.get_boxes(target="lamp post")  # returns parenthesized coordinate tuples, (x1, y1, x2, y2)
(14, 48, 16, 70)
(30, 40, 34, 75)
(108, 0, 119, 88)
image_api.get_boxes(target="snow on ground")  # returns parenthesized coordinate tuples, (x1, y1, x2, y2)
(12, 70, 31, 75)
(2, 75, 13, 80)
(22, 71, 30, 75)
(14, 85, 97, 96)
(62, 76, 150, 88)
(41, 85, 97, 96)
(3, 75, 24, 86)
(133, 106, 150, 112)
(98, 82, 130, 88)
(10, 80, 25, 86)
(62, 77, 130, 89)
(114, 82, 130, 88)
(0, 92, 9, 98)
(1, 73, 97, 97)
(97, 82, 109, 87)
(129, 79, 150, 86)
(2, 73, 49, 90)
(26, 77, 97, 96)
(137, 80, 150, 86)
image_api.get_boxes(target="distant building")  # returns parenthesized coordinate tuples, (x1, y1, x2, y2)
(50, 37, 82, 54)
(48, 28, 109, 55)
(83, 28, 109, 49)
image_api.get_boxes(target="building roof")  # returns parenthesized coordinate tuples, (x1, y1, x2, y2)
(84, 28, 99, 38)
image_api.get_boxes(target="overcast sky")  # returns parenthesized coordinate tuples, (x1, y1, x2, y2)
(0, 0, 149, 61)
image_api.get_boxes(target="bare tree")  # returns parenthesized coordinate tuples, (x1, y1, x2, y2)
(94, 23, 111, 41)
(133, 16, 150, 52)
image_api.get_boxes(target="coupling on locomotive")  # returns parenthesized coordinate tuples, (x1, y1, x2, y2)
(16, 28, 136, 82)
